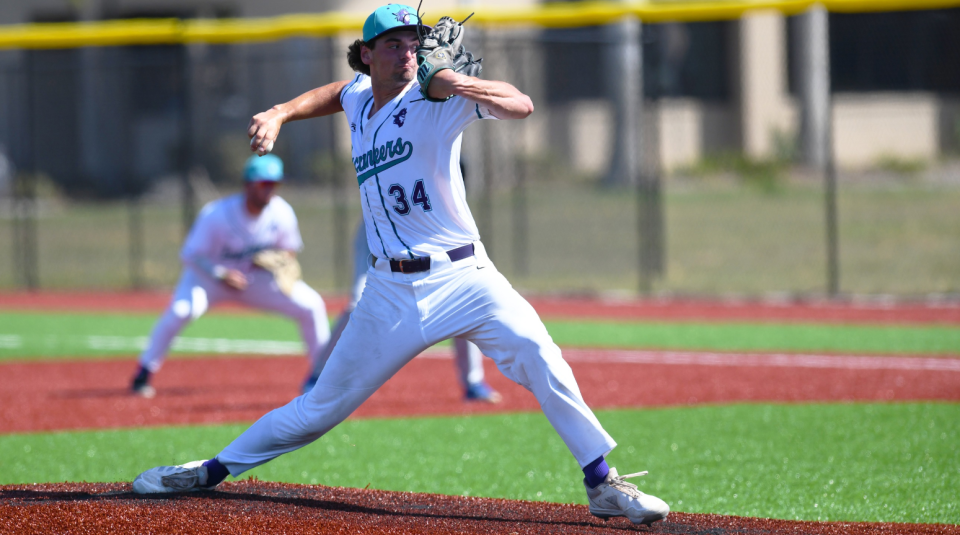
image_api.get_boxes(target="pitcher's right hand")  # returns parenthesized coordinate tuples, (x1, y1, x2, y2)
(248, 107, 284, 156)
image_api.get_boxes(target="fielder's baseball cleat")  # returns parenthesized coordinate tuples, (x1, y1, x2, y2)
(132, 460, 216, 494)
(132, 383, 156, 398)
(585, 467, 669, 526)
(130, 367, 156, 398)
(464, 381, 502, 403)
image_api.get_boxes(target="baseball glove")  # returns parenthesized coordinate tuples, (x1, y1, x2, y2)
(252, 249, 301, 296)
(416, 14, 482, 102)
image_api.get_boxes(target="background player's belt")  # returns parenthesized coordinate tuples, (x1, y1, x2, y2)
(383, 243, 475, 274)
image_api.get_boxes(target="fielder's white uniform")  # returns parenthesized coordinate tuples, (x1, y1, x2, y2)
(138, 194, 331, 373)
(217, 75, 616, 473)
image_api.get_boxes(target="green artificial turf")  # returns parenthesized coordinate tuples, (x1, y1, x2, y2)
(544, 319, 960, 355)
(0, 311, 303, 359)
(3, 403, 958, 524)
(1, 311, 959, 361)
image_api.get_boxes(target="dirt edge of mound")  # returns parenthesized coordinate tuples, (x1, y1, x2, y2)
(2, 480, 956, 535)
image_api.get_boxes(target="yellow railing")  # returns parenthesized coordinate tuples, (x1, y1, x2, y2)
(1, 0, 958, 50)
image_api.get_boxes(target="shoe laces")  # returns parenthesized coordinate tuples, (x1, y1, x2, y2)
(160, 466, 205, 491)
(608, 471, 649, 498)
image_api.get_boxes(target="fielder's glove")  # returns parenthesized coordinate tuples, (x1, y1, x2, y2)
(416, 15, 482, 102)
(252, 249, 301, 296)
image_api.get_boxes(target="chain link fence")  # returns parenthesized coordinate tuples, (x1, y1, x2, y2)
(1, 8, 958, 298)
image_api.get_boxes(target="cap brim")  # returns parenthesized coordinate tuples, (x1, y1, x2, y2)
(370, 24, 430, 42)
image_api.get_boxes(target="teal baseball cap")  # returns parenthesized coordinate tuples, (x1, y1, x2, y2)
(363, 4, 427, 42)
(243, 154, 284, 182)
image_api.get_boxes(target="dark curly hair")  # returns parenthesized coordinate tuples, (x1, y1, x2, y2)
(347, 38, 374, 76)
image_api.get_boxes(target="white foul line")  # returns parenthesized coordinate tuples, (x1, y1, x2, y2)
(85, 335, 304, 355)
(0, 335, 22, 349)
(418, 347, 960, 372)
(559, 348, 960, 372)
(76, 335, 960, 372)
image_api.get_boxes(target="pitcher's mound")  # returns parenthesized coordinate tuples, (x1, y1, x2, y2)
(1, 480, 955, 534)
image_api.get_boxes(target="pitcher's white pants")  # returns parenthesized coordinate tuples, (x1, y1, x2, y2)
(217, 242, 616, 473)
(310, 245, 486, 391)
(138, 268, 331, 372)
(308, 220, 487, 389)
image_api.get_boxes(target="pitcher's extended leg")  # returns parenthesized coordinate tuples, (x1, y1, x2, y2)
(216, 275, 427, 475)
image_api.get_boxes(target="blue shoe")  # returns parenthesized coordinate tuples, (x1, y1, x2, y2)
(464, 381, 502, 403)
(301, 374, 319, 395)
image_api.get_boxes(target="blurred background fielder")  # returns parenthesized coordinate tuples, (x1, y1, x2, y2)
(131, 155, 331, 397)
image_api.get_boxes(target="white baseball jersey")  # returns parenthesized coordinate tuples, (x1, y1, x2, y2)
(340, 74, 497, 260)
(180, 194, 302, 274)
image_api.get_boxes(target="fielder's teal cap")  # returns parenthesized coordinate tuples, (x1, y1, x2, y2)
(363, 4, 427, 42)
(243, 154, 284, 182)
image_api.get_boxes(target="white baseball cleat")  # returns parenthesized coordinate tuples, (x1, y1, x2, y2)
(131, 384, 156, 399)
(132, 460, 214, 494)
(585, 467, 669, 525)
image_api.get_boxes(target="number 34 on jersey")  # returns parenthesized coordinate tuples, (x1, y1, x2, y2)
(388, 179, 432, 215)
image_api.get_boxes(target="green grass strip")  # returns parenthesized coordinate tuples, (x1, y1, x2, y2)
(544, 319, 960, 355)
(0, 311, 304, 359)
(2, 311, 959, 361)
(2, 403, 958, 524)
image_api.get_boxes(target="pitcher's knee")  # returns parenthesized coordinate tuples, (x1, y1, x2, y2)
(297, 418, 333, 441)
(286, 395, 343, 439)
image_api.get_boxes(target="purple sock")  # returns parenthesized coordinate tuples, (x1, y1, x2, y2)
(202, 458, 229, 487)
(583, 456, 610, 488)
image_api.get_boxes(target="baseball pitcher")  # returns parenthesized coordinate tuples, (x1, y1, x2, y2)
(131, 5, 668, 526)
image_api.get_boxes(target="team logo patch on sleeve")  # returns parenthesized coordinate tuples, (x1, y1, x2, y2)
(393, 108, 407, 127)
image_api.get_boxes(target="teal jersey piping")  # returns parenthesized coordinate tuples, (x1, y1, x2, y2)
(362, 188, 389, 258)
(358, 96, 372, 135)
(356, 94, 389, 256)
(339, 74, 363, 109)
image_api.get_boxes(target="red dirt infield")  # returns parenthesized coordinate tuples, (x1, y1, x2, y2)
(3, 349, 960, 434)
